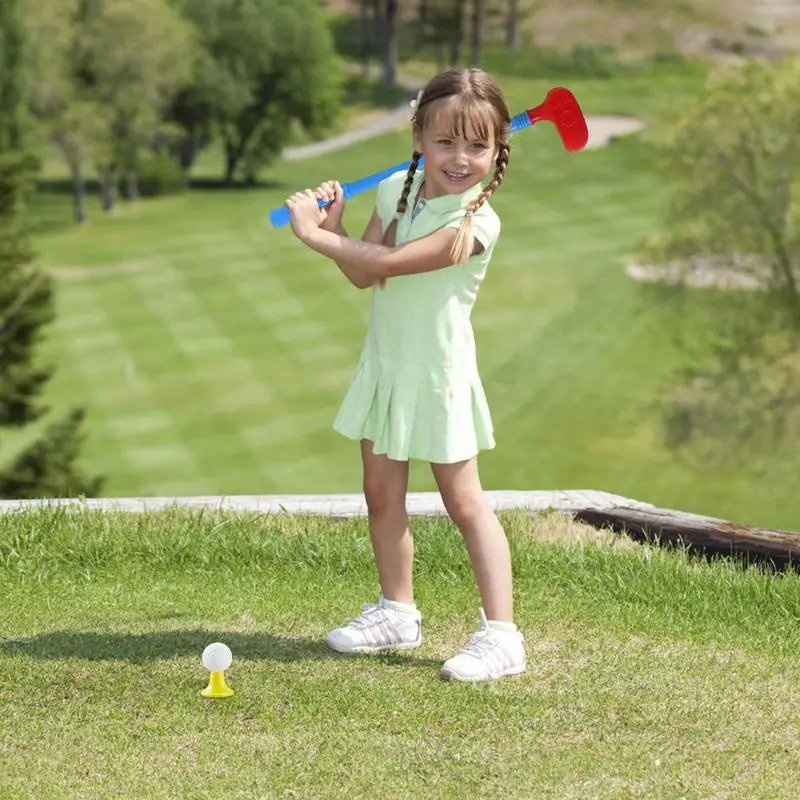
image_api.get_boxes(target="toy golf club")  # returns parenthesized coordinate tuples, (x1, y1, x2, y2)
(269, 86, 588, 229)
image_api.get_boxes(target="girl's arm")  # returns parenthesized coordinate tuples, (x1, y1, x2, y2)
(301, 222, 482, 280)
(329, 211, 384, 289)
(313, 182, 378, 290)
(285, 188, 483, 280)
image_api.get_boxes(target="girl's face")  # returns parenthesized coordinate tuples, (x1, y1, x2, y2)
(413, 98, 499, 199)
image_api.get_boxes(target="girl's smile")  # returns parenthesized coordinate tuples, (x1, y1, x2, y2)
(414, 99, 498, 199)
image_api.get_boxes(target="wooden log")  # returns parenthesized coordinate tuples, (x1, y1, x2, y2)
(574, 504, 800, 567)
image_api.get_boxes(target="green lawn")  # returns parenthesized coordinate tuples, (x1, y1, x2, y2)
(25, 61, 800, 532)
(3, 508, 800, 798)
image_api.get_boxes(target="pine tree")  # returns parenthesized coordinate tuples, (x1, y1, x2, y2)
(0, 0, 103, 498)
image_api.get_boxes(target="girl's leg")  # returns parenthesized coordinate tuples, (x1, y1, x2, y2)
(361, 438, 414, 604)
(430, 456, 513, 622)
(324, 440, 420, 654)
(431, 456, 524, 681)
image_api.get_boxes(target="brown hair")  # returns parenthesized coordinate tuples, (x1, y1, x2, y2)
(382, 68, 511, 268)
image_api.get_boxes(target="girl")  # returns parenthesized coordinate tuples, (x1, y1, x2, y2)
(284, 67, 525, 682)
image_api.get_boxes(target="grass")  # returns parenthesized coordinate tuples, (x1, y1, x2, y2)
(3, 507, 800, 797)
(21, 59, 800, 533)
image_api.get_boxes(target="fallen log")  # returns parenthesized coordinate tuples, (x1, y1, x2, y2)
(574, 504, 800, 567)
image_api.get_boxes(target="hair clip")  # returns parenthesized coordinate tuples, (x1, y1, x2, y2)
(392, 211, 403, 221)
(408, 89, 423, 122)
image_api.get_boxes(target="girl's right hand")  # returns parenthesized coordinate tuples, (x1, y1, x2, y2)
(313, 180, 345, 231)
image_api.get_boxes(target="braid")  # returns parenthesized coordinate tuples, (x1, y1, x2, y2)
(450, 141, 510, 265)
(378, 151, 421, 289)
(382, 151, 421, 248)
(396, 151, 421, 217)
(474, 141, 509, 211)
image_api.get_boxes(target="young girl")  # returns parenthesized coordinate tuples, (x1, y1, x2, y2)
(283, 67, 525, 682)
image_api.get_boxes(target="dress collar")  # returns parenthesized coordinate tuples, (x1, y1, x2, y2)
(408, 168, 483, 216)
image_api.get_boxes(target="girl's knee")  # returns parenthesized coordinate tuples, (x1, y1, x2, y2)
(360, 440, 409, 518)
(363, 477, 406, 518)
(442, 490, 488, 529)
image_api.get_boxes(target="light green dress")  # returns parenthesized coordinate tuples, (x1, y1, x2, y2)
(333, 167, 502, 463)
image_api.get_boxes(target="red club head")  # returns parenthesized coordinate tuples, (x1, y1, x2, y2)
(527, 87, 589, 152)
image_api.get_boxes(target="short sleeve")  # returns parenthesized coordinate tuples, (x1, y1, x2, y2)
(376, 170, 407, 230)
(444, 204, 501, 254)
(470, 206, 501, 252)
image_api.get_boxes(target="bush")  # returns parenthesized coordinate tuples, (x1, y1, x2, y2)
(136, 153, 188, 197)
(478, 43, 629, 80)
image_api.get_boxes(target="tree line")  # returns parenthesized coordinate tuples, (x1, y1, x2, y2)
(342, 0, 530, 86)
(11, 0, 533, 227)
(19, 0, 342, 224)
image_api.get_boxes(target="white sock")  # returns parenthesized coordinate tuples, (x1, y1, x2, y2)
(486, 619, 517, 634)
(383, 597, 418, 616)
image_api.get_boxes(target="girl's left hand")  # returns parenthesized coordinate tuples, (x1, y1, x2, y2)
(285, 190, 326, 241)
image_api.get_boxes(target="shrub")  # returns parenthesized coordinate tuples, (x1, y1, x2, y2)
(136, 153, 188, 197)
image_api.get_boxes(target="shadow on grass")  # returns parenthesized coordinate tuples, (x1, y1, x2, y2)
(33, 177, 287, 194)
(35, 178, 99, 195)
(188, 177, 286, 192)
(25, 176, 289, 236)
(0, 629, 441, 669)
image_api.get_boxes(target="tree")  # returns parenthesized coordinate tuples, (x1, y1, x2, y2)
(170, 0, 342, 184)
(22, 0, 194, 219)
(418, 0, 468, 72)
(359, 0, 380, 78)
(506, 0, 520, 49)
(0, 0, 102, 499)
(637, 57, 800, 463)
(469, 0, 485, 66)
(22, 0, 104, 224)
(382, 0, 398, 89)
(81, 0, 196, 210)
(0, 0, 29, 152)
(640, 57, 800, 321)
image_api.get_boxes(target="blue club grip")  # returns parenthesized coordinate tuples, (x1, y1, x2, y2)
(269, 204, 292, 228)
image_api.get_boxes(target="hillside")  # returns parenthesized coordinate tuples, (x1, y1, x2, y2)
(326, 0, 800, 58)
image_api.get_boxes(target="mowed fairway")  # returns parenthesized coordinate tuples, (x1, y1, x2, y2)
(30, 66, 800, 531)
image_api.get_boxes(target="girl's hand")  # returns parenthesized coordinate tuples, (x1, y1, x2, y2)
(285, 189, 327, 242)
(313, 180, 346, 231)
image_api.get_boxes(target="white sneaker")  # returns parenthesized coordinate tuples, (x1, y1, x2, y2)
(440, 609, 526, 682)
(325, 595, 422, 654)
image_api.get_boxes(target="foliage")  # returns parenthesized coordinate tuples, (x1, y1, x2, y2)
(0, 0, 30, 152)
(639, 57, 800, 461)
(169, 0, 343, 183)
(664, 317, 800, 464)
(136, 152, 188, 197)
(81, 0, 196, 204)
(23, 0, 102, 222)
(640, 57, 800, 318)
(22, 0, 195, 218)
(473, 42, 628, 79)
(0, 155, 101, 498)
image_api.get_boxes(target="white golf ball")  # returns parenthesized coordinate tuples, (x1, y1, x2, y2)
(202, 642, 233, 672)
